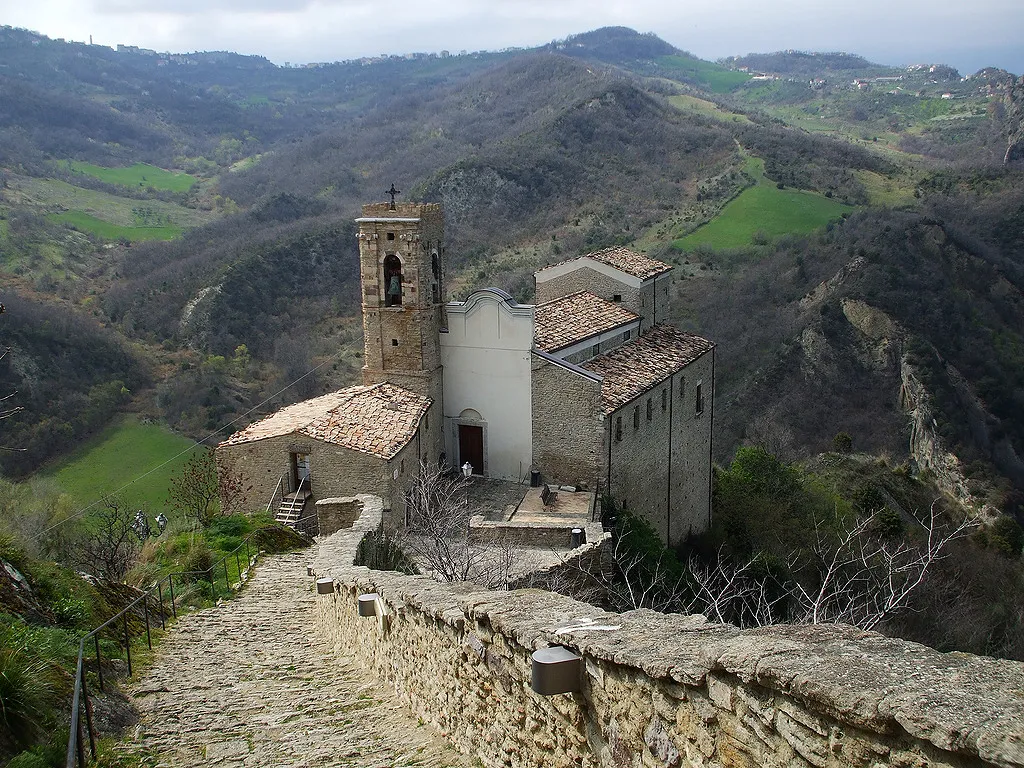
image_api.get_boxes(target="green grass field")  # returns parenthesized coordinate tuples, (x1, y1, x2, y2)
(10, 176, 214, 242)
(41, 416, 205, 513)
(675, 156, 853, 250)
(49, 210, 181, 241)
(667, 94, 752, 124)
(67, 161, 198, 192)
(657, 55, 751, 94)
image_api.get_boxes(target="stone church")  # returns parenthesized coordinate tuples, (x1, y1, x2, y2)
(216, 199, 715, 545)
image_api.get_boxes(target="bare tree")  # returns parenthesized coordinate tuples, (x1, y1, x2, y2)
(401, 462, 516, 587)
(573, 503, 975, 633)
(75, 495, 142, 581)
(785, 503, 977, 631)
(167, 451, 221, 529)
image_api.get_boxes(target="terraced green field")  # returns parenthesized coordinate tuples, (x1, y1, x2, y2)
(50, 210, 182, 241)
(67, 161, 198, 192)
(675, 156, 853, 250)
(11, 176, 214, 242)
(41, 416, 205, 513)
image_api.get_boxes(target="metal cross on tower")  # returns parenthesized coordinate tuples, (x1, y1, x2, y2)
(386, 183, 401, 210)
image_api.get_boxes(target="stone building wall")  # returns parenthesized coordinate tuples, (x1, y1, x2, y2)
(312, 500, 1024, 768)
(605, 348, 714, 544)
(668, 349, 715, 542)
(535, 267, 669, 332)
(215, 431, 418, 520)
(531, 355, 604, 489)
(536, 266, 647, 328)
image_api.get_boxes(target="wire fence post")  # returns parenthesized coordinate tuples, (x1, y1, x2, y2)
(168, 573, 177, 618)
(81, 668, 97, 759)
(224, 559, 230, 591)
(94, 635, 104, 693)
(123, 612, 132, 677)
(157, 582, 166, 630)
(143, 595, 152, 650)
(75, 707, 85, 768)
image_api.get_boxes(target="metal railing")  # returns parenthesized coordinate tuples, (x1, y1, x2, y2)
(65, 531, 264, 767)
(264, 473, 287, 516)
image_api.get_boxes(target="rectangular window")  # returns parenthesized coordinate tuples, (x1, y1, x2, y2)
(661, 388, 667, 411)
(623, 330, 631, 342)
(615, 416, 622, 442)
(646, 398, 653, 421)
(612, 294, 622, 302)
(695, 381, 704, 415)
(680, 377, 686, 397)
(633, 406, 640, 430)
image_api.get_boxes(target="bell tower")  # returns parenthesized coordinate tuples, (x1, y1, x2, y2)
(356, 197, 445, 406)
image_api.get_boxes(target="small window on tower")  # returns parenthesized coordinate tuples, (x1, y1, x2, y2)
(661, 388, 667, 411)
(615, 417, 622, 442)
(386, 232, 395, 241)
(633, 406, 640, 430)
(612, 294, 622, 302)
(695, 381, 704, 415)
(646, 398, 653, 421)
(391, 339, 399, 347)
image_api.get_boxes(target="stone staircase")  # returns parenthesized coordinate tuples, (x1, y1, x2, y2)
(275, 490, 310, 526)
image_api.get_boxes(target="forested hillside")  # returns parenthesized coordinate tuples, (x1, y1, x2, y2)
(1, 23, 1023, 522)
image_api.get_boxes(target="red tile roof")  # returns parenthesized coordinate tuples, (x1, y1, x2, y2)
(583, 325, 714, 413)
(219, 383, 430, 460)
(537, 246, 673, 281)
(534, 291, 639, 353)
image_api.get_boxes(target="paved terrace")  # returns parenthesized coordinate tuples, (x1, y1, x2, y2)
(124, 550, 472, 768)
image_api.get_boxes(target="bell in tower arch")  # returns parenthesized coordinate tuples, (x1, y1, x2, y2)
(384, 254, 403, 307)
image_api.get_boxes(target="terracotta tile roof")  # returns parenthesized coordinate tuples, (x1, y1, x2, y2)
(219, 383, 430, 460)
(534, 291, 639, 353)
(582, 325, 714, 413)
(537, 246, 673, 281)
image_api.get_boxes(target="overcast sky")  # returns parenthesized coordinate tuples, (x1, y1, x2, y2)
(4, 0, 1023, 75)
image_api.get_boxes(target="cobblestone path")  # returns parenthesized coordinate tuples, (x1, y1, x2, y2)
(128, 549, 472, 767)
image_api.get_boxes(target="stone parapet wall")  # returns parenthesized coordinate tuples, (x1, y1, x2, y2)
(467, 515, 604, 549)
(312, 497, 1024, 768)
(315, 497, 363, 536)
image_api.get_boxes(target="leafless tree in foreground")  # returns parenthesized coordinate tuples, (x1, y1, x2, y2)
(784, 502, 978, 631)
(578, 503, 976, 632)
(401, 462, 516, 588)
(74, 495, 142, 581)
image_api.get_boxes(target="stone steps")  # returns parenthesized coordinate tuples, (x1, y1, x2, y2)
(123, 549, 471, 767)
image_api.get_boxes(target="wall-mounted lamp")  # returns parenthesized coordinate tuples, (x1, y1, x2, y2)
(307, 566, 314, 577)
(571, 528, 586, 548)
(316, 577, 335, 595)
(358, 593, 381, 617)
(461, 462, 473, 479)
(531, 646, 582, 696)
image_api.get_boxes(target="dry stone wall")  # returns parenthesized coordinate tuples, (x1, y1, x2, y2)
(312, 497, 1024, 768)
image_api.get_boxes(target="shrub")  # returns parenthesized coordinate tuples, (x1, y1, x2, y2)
(833, 432, 853, 453)
(181, 542, 214, 581)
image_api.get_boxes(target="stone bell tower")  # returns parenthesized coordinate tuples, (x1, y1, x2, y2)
(356, 195, 445, 408)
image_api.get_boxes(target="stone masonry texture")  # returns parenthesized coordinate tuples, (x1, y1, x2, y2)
(126, 548, 472, 768)
(313, 497, 1024, 768)
(531, 355, 603, 489)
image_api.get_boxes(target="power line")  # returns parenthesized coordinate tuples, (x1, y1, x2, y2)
(29, 350, 345, 542)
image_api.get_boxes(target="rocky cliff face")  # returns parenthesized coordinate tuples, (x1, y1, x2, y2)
(1003, 75, 1024, 166)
